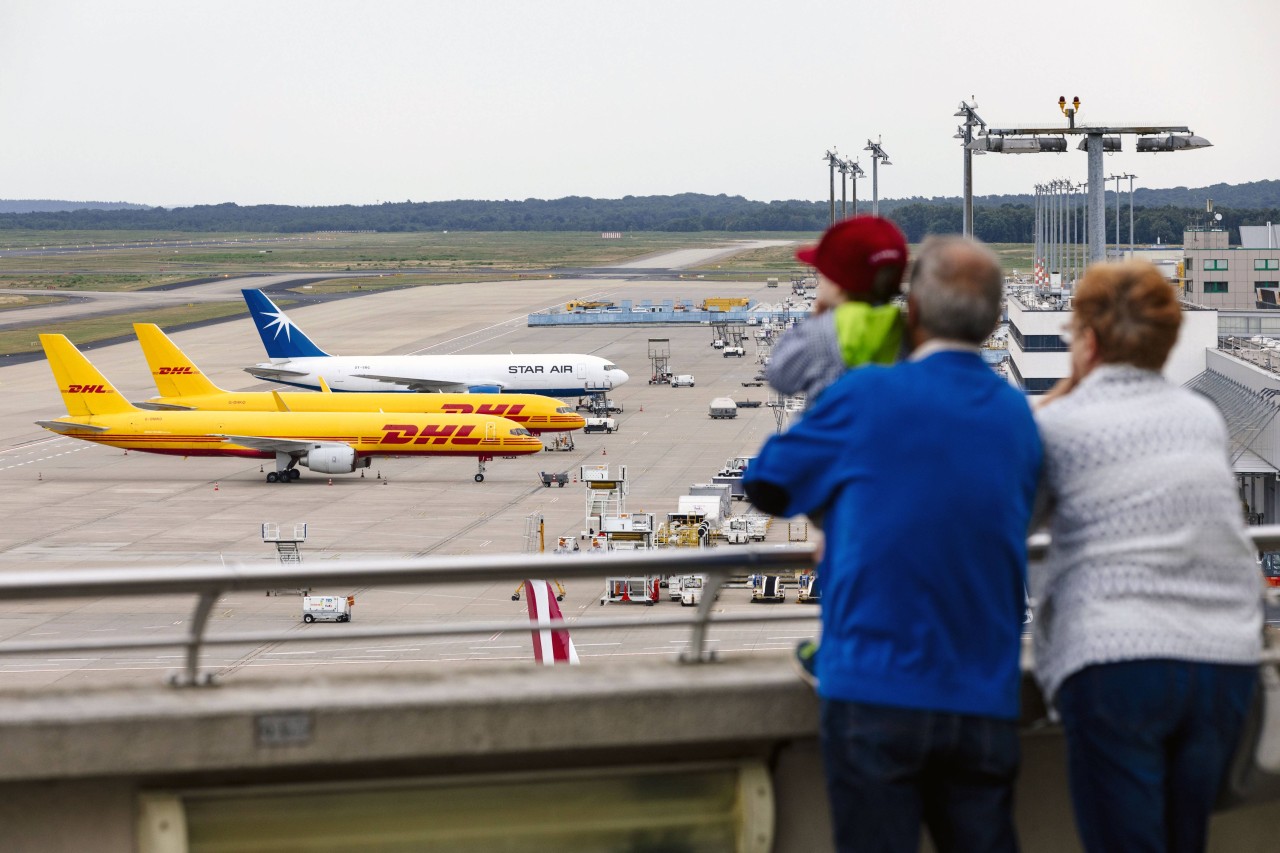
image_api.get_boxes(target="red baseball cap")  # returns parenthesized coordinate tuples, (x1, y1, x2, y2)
(796, 216, 908, 300)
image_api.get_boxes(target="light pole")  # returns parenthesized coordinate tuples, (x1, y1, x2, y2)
(1125, 173, 1137, 260)
(864, 138, 891, 217)
(836, 159, 849, 219)
(954, 98, 986, 238)
(823, 150, 841, 226)
(847, 159, 865, 216)
(967, 97, 1210, 263)
(1108, 174, 1125, 259)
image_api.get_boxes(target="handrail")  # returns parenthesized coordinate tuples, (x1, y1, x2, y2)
(0, 545, 821, 685)
(3, 526, 1279, 688)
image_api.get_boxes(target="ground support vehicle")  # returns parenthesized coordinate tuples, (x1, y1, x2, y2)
(796, 572, 821, 604)
(539, 471, 569, 488)
(599, 576, 661, 605)
(302, 595, 353, 623)
(546, 433, 575, 451)
(583, 417, 617, 434)
(749, 575, 785, 603)
(679, 575, 706, 607)
(723, 347, 746, 358)
(709, 398, 738, 419)
(672, 375, 695, 388)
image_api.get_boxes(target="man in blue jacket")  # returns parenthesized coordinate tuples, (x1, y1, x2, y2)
(745, 235, 1041, 852)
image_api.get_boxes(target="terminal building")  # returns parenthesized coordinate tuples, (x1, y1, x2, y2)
(1006, 220, 1280, 526)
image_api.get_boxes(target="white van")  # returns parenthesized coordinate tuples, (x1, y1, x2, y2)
(672, 374, 695, 388)
(302, 595, 352, 623)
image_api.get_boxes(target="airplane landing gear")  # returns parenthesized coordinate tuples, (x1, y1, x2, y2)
(475, 455, 491, 483)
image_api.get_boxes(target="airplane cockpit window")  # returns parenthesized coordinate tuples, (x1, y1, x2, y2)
(603, 364, 618, 371)
(510, 428, 532, 436)
(555, 406, 574, 414)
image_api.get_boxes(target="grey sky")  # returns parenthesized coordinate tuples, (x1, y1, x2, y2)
(2, 0, 1276, 208)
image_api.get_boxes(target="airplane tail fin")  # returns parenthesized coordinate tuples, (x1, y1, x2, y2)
(525, 579, 579, 665)
(241, 289, 331, 358)
(39, 335, 138, 417)
(133, 324, 225, 398)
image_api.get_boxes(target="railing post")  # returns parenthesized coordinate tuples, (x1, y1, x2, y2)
(170, 590, 222, 687)
(680, 568, 729, 664)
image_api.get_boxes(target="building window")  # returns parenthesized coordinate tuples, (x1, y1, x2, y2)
(1256, 259, 1280, 271)
(1205, 281, 1229, 294)
(1203, 259, 1229, 271)
(1256, 281, 1280, 290)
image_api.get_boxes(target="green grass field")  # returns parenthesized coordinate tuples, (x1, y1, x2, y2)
(0, 230, 1036, 355)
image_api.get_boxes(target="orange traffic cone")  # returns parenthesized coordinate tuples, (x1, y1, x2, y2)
(328, 478, 333, 486)
(213, 482, 219, 491)
(621, 583, 631, 602)
(602, 447, 607, 456)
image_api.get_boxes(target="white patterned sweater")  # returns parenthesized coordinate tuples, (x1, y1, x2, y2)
(1032, 364, 1262, 701)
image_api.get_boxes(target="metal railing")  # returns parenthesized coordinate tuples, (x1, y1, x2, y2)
(4, 526, 1279, 688)
(0, 545, 820, 686)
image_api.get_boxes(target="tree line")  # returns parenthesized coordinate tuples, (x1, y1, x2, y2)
(0, 190, 1276, 245)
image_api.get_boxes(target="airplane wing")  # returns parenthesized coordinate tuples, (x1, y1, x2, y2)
(36, 420, 111, 434)
(350, 373, 483, 393)
(243, 365, 310, 381)
(215, 434, 320, 456)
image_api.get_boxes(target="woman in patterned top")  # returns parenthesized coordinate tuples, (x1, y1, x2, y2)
(1033, 260, 1262, 852)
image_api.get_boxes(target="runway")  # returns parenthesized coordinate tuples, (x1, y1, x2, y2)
(0, 252, 819, 688)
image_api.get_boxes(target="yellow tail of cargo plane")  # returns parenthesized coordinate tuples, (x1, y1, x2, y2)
(37, 334, 542, 484)
(132, 324, 587, 434)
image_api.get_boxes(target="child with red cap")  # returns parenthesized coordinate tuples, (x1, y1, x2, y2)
(766, 215, 908, 403)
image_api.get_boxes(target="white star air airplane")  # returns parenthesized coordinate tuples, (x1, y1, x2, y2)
(132, 323, 587, 435)
(36, 335, 542, 484)
(241, 289, 629, 395)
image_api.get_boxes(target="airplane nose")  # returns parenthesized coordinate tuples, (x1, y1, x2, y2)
(612, 368, 629, 385)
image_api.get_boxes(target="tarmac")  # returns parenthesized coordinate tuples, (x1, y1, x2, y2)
(0, 255, 820, 689)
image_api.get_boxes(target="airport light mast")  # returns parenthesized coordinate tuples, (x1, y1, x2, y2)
(845, 158, 865, 216)
(1125, 173, 1138, 260)
(954, 98, 986, 238)
(864, 138, 891, 217)
(824, 149, 842, 225)
(967, 97, 1210, 263)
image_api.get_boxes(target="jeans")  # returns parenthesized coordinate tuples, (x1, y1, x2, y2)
(1055, 659, 1257, 853)
(820, 699, 1020, 853)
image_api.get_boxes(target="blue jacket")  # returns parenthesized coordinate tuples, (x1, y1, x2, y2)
(745, 350, 1041, 719)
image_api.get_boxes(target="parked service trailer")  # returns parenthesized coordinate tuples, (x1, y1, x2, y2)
(302, 595, 353, 623)
(709, 398, 738, 419)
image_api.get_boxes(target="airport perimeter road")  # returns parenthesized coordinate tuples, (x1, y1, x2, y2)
(0, 275, 818, 688)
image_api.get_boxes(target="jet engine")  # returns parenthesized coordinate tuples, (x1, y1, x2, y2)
(302, 444, 368, 474)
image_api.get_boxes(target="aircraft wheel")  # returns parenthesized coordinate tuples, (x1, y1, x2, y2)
(474, 474, 485, 483)
(266, 472, 279, 483)
(288, 469, 301, 480)
(277, 474, 291, 484)
(303, 614, 315, 623)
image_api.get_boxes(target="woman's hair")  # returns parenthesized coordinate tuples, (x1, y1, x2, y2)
(1073, 261, 1182, 370)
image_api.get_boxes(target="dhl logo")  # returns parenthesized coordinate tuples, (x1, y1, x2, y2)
(157, 366, 196, 375)
(65, 384, 112, 393)
(440, 403, 526, 417)
(380, 423, 482, 445)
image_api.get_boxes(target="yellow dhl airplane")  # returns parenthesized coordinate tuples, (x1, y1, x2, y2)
(132, 324, 587, 434)
(36, 334, 542, 484)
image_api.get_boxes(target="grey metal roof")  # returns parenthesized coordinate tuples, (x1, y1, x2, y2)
(1185, 370, 1280, 473)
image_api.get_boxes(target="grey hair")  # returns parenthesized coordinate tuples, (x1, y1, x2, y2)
(908, 235, 1003, 344)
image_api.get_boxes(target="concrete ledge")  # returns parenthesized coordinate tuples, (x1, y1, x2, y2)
(0, 655, 819, 783)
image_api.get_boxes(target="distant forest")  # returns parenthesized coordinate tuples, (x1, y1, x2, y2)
(2, 180, 1277, 245)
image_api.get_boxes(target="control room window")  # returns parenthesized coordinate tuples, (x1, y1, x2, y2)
(1204, 259, 1229, 271)
(1256, 259, 1280, 271)
(1204, 281, 1228, 294)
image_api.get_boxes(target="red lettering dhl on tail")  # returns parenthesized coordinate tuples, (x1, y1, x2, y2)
(441, 403, 474, 415)
(66, 384, 111, 394)
(157, 367, 195, 375)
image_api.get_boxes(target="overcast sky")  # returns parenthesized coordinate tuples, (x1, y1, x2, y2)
(2, 0, 1276, 208)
